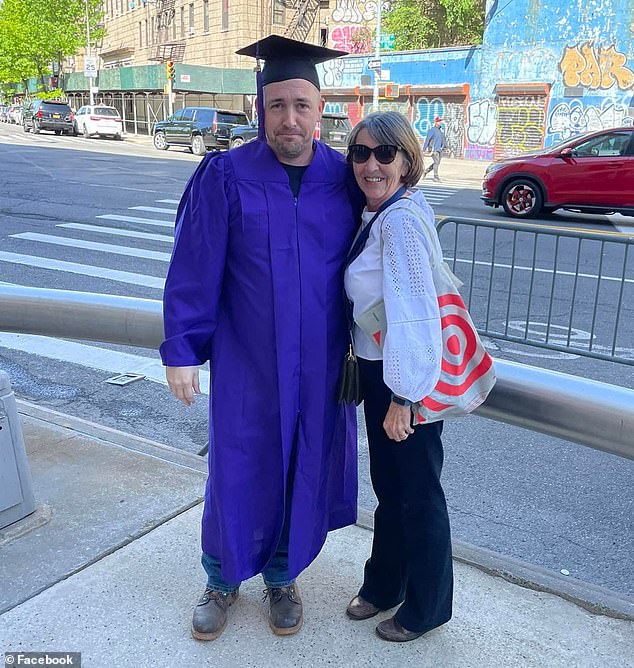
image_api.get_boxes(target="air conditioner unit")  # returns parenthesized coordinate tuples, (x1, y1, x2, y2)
(188, 27, 195, 35)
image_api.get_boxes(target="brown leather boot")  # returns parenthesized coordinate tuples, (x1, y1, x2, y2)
(191, 587, 239, 641)
(346, 595, 380, 620)
(264, 583, 303, 636)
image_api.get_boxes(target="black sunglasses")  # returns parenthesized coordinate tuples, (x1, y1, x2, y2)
(348, 144, 400, 165)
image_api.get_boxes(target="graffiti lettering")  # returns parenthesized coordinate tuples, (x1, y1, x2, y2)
(466, 99, 497, 149)
(330, 26, 371, 53)
(322, 58, 345, 87)
(332, 0, 363, 23)
(411, 97, 464, 156)
(465, 144, 494, 161)
(324, 100, 363, 126)
(496, 95, 545, 158)
(331, 0, 391, 24)
(560, 42, 634, 91)
(413, 96, 444, 136)
(547, 99, 634, 143)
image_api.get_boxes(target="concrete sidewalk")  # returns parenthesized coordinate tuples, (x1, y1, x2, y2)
(1, 407, 632, 668)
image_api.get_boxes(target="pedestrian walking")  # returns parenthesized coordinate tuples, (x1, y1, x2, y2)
(160, 35, 363, 641)
(423, 116, 447, 181)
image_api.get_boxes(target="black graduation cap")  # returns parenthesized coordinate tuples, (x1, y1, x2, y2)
(236, 35, 347, 91)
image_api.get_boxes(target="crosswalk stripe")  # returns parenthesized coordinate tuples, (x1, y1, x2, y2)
(11, 233, 172, 262)
(97, 214, 174, 228)
(131, 206, 178, 214)
(0, 252, 164, 289)
(156, 199, 180, 204)
(57, 223, 173, 243)
(418, 187, 458, 195)
(0, 333, 210, 395)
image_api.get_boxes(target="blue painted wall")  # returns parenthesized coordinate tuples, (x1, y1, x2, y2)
(320, 0, 634, 159)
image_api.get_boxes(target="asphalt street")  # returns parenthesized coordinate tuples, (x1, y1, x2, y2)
(1, 124, 633, 599)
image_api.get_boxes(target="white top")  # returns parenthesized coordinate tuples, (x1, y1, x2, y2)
(344, 189, 443, 402)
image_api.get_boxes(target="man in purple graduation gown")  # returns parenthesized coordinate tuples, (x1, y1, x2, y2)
(160, 35, 363, 640)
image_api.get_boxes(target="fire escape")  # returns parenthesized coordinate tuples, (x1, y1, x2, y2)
(148, 0, 185, 63)
(284, 0, 320, 43)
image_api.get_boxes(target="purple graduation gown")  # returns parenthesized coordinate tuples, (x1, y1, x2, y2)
(160, 140, 362, 583)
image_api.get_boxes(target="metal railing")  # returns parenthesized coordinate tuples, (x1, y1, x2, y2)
(437, 218, 634, 365)
(1, 284, 633, 461)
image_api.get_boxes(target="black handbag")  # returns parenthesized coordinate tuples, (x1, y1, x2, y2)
(337, 187, 407, 405)
(337, 340, 361, 405)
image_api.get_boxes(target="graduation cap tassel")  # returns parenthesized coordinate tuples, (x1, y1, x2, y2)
(256, 63, 265, 142)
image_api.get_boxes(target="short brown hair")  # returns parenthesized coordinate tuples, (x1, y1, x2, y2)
(347, 111, 424, 187)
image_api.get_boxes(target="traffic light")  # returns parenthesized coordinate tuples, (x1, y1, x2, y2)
(384, 83, 400, 99)
(166, 60, 175, 81)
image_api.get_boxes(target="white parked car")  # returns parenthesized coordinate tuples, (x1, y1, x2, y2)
(74, 104, 124, 140)
(8, 104, 23, 125)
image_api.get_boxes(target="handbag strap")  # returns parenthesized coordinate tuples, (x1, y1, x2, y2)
(345, 186, 408, 268)
(344, 186, 408, 350)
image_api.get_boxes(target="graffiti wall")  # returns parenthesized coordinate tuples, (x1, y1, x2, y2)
(328, 0, 391, 53)
(316, 0, 634, 159)
(544, 41, 634, 145)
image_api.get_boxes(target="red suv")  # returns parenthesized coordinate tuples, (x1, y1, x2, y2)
(482, 127, 634, 218)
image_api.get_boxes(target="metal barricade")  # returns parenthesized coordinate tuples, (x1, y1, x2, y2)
(437, 218, 634, 365)
(1, 284, 633, 460)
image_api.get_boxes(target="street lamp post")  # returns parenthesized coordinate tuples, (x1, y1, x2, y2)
(85, 0, 95, 105)
(372, 0, 382, 112)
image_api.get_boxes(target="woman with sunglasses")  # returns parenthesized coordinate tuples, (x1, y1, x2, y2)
(343, 112, 453, 642)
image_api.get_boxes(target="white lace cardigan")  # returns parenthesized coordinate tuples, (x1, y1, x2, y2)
(344, 189, 443, 402)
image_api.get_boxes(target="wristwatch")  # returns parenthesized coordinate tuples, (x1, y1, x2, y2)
(391, 394, 413, 407)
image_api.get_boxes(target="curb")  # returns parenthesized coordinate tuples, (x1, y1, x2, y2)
(17, 401, 633, 622)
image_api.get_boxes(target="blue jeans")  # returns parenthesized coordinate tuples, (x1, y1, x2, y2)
(202, 508, 294, 593)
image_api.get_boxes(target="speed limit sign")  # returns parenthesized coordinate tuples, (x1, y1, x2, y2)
(84, 56, 98, 78)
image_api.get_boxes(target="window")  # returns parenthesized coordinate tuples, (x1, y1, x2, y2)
(196, 109, 216, 125)
(145, 18, 149, 45)
(189, 2, 195, 33)
(138, 21, 143, 47)
(181, 108, 195, 121)
(221, 0, 228, 31)
(181, 6, 185, 37)
(203, 0, 209, 32)
(172, 12, 177, 39)
(272, 0, 285, 25)
(574, 132, 632, 158)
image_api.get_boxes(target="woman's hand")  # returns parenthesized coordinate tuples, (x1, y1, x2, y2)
(383, 402, 415, 442)
(166, 366, 200, 406)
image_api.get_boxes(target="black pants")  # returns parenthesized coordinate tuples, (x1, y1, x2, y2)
(358, 358, 453, 633)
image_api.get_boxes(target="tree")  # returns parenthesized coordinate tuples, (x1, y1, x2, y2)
(383, 0, 485, 51)
(0, 0, 105, 92)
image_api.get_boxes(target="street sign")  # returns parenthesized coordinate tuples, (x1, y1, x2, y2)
(380, 33, 396, 51)
(84, 56, 98, 79)
(367, 58, 382, 70)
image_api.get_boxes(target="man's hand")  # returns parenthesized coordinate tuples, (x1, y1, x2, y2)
(383, 402, 415, 442)
(166, 366, 201, 406)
